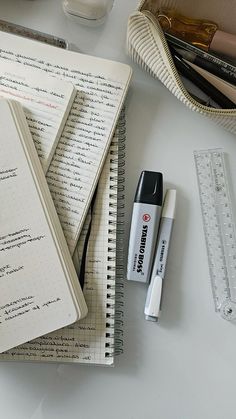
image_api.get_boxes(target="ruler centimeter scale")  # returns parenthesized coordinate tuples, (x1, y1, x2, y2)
(194, 148, 236, 321)
(0, 19, 68, 49)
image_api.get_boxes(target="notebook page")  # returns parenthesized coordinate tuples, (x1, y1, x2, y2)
(0, 31, 131, 253)
(0, 100, 87, 354)
(0, 58, 75, 173)
(0, 115, 123, 364)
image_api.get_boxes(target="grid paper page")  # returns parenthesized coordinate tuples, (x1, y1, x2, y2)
(0, 114, 124, 365)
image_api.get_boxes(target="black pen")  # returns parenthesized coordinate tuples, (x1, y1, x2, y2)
(169, 46, 235, 109)
(175, 48, 236, 86)
(165, 32, 236, 86)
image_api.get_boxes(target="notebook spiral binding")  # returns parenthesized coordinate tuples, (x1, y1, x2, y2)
(105, 108, 126, 358)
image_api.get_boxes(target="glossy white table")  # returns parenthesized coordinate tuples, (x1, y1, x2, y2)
(1, 1, 236, 418)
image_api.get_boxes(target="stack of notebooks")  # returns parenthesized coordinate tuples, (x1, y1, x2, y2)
(0, 31, 131, 366)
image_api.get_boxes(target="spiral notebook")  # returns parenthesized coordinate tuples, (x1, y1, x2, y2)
(0, 110, 126, 366)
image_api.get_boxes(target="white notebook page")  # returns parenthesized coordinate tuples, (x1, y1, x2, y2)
(0, 32, 131, 253)
(0, 58, 75, 173)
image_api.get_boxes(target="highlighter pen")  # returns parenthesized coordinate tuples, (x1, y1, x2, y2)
(127, 171, 163, 283)
(145, 189, 176, 321)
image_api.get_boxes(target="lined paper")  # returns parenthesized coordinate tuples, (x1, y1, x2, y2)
(0, 32, 131, 253)
(0, 59, 75, 172)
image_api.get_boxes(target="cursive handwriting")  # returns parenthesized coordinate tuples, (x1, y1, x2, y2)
(0, 59, 75, 172)
(0, 296, 62, 325)
(0, 228, 45, 252)
(0, 264, 24, 279)
(0, 44, 126, 253)
(0, 167, 18, 182)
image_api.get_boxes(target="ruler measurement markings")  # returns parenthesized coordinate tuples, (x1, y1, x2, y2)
(194, 149, 236, 320)
(215, 154, 236, 301)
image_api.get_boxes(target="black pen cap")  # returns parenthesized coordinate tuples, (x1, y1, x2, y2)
(134, 171, 163, 205)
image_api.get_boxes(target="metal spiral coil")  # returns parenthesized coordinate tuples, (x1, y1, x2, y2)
(104, 107, 126, 358)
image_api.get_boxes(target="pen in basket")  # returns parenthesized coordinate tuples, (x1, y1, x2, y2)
(165, 33, 236, 86)
(169, 46, 235, 109)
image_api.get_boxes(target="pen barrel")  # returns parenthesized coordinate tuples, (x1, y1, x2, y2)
(194, 55, 236, 85)
(172, 51, 235, 109)
(127, 203, 162, 283)
(165, 33, 236, 86)
(144, 275, 163, 321)
(151, 217, 174, 280)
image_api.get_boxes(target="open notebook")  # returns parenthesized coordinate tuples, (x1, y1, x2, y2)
(0, 31, 132, 254)
(0, 110, 126, 365)
(0, 59, 76, 173)
(0, 99, 87, 354)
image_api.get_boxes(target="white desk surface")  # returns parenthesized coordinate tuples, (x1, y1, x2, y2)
(1, 1, 236, 418)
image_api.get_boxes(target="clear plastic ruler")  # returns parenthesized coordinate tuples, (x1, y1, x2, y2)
(194, 148, 236, 321)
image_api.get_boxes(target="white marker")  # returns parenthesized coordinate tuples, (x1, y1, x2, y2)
(144, 189, 177, 321)
(127, 171, 163, 283)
